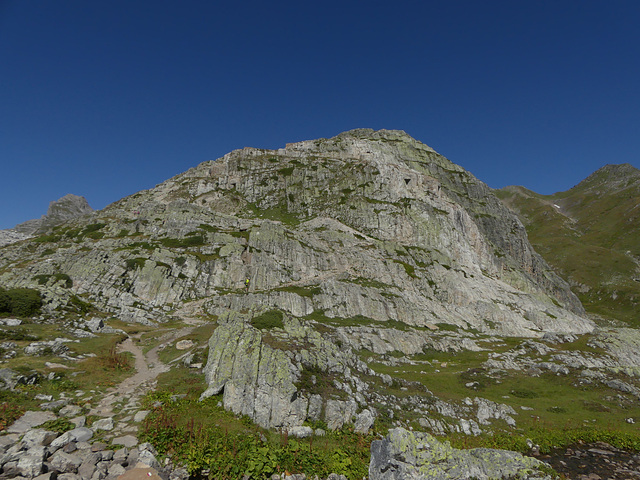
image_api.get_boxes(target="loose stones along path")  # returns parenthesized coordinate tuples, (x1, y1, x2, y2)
(88, 324, 200, 443)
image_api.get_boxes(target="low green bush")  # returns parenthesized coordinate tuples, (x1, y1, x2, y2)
(68, 295, 94, 314)
(125, 257, 147, 270)
(251, 310, 284, 330)
(0, 287, 42, 317)
(161, 236, 205, 248)
(0, 401, 24, 431)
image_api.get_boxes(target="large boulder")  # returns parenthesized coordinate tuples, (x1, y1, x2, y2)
(369, 427, 550, 480)
(200, 319, 307, 429)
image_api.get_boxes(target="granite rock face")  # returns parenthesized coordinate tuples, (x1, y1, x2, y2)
(0, 129, 592, 336)
(0, 129, 597, 434)
(369, 427, 549, 480)
(201, 312, 370, 430)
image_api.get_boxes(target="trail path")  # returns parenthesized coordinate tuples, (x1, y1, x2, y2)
(88, 302, 208, 431)
(88, 325, 197, 418)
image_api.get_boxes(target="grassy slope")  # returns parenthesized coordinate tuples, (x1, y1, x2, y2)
(495, 164, 640, 326)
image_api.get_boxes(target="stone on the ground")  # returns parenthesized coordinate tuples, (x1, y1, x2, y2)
(21, 428, 58, 449)
(288, 426, 313, 438)
(50, 450, 83, 473)
(59, 405, 83, 417)
(175, 340, 194, 350)
(7, 410, 57, 433)
(117, 463, 163, 480)
(92, 417, 114, 431)
(133, 410, 149, 423)
(354, 408, 376, 434)
(112, 435, 138, 448)
(17, 445, 46, 477)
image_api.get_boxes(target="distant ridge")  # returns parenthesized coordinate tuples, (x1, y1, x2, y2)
(496, 163, 640, 326)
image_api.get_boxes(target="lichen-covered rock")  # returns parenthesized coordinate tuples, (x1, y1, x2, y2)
(200, 318, 306, 429)
(353, 408, 376, 434)
(369, 427, 550, 480)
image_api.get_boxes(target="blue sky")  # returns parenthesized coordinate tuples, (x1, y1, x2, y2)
(1, 1, 639, 229)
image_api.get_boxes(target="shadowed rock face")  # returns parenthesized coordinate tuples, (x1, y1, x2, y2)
(14, 193, 94, 235)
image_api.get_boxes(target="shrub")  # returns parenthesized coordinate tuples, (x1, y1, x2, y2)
(0, 290, 11, 313)
(83, 223, 106, 233)
(125, 257, 147, 270)
(161, 236, 205, 248)
(0, 288, 42, 316)
(40, 418, 74, 433)
(102, 345, 133, 371)
(0, 402, 24, 431)
(32, 273, 72, 288)
(33, 234, 60, 243)
(53, 273, 73, 288)
(251, 310, 284, 330)
(278, 166, 295, 177)
(33, 274, 51, 285)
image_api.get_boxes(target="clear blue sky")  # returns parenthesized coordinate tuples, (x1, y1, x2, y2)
(1, 1, 639, 229)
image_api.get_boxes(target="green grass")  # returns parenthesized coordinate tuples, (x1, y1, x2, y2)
(141, 371, 373, 479)
(365, 337, 640, 449)
(125, 257, 147, 270)
(496, 179, 640, 326)
(161, 236, 206, 248)
(251, 310, 284, 330)
(273, 285, 322, 297)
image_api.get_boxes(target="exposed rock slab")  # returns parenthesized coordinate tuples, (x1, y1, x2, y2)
(369, 427, 549, 480)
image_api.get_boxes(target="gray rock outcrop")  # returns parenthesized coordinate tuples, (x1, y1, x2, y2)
(369, 427, 550, 480)
(200, 312, 372, 430)
(14, 194, 94, 235)
(0, 129, 592, 338)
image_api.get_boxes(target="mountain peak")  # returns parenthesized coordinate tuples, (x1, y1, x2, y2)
(13, 193, 94, 235)
(573, 163, 640, 193)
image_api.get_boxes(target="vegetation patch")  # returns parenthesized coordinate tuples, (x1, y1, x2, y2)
(0, 287, 42, 317)
(161, 236, 206, 248)
(40, 418, 75, 433)
(33, 273, 73, 288)
(139, 386, 372, 479)
(0, 400, 25, 431)
(278, 166, 295, 177)
(68, 294, 94, 314)
(251, 310, 284, 330)
(273, 285, 322, 297)
(125, 257, 147, 270)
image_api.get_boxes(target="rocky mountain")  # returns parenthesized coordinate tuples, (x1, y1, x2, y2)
(0, 194, 94, 247)
(1, 130, 639, 479)
(496, 163, 640, 326)
(0, 130, 589, 334)
(14, 194, 94, 235)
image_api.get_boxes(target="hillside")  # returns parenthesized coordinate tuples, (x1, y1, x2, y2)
(0, 130, 639, 479)
(496, 164, 640, 326)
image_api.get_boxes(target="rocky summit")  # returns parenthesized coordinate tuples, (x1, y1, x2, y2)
(14, 193, 94, 235)
(0, 129, 639, 479)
